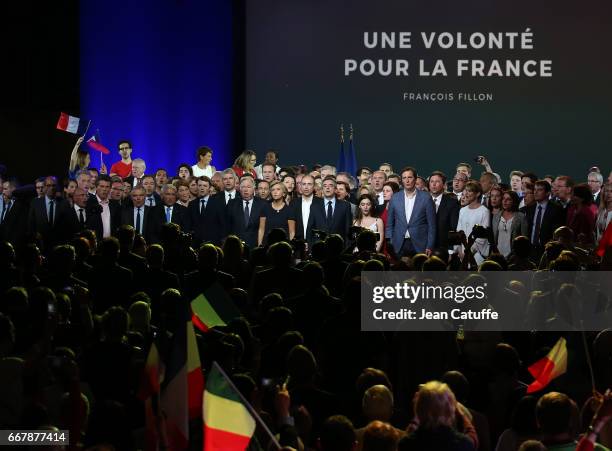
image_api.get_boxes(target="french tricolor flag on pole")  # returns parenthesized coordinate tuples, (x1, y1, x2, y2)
(87, 130, 111, 155)
(56, 112, 87, 134)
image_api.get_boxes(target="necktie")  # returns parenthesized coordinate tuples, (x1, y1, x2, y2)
(136, 207, 142, 234)
(327, 200, 333, 225)
(435, 196, 440, 212)
(533, 205, 542, 245)
(227, 193, 233, 204)
(244, 200, 250, 226)
(78, 208, 85, 227)
(166, 206, 172, 223)
(148, 197, 153, 206)
(0, 202, 7, 223)
(48, 199, 55, 225)
(200, 198, 207, 214)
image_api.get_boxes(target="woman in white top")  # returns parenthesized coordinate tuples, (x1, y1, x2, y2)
(596, 183, 612, 242)
(191, 146, 216, 178)
(456, 181, 490, 265)
(353, 194, 384, 252)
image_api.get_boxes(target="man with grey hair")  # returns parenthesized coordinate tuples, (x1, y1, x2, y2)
(320, 165, 337, 179)
(371, 170, 387, 205)
(120, 185, 159, 243)
(126, 158, 146, 187)
(158, 184, 190, 231)
(226, 177, 265, 248)
(587, 170, 603, 204)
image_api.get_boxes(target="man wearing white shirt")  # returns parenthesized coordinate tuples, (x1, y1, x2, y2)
(221, 169, 239, 204)
(429, 171, 460, 256)
(385, 167, 436, 256)
(371, 170, 386, 205)
(289, 175, 325, 246)
(587, 171, 603, 204)
(254, 150, 280, 179)
(160, 184, 190, 231)
(452, 172, 468, 202)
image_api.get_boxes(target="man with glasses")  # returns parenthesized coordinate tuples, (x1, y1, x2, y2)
(110, 140, 133, 178)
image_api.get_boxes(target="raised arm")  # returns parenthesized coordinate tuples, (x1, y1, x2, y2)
(69, 136, 85, 172)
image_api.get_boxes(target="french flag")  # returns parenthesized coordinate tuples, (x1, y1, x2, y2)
(87, 130, 111, 155)
(56, 112, 86, 134)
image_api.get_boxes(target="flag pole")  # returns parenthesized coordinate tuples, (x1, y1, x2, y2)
(212, 362, 281, 450)
(82, 120, 92, 138)
(581, 325, 598, 395)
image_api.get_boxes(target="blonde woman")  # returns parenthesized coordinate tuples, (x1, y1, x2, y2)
(258, 181, 294, 245)
(232, 150, 257, 179)
(596, 183, 612, 242)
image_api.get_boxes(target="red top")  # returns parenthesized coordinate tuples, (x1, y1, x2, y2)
(110, 160, 133, 178)
(597, 221, 612, 257)
(232, 166, 257, 179)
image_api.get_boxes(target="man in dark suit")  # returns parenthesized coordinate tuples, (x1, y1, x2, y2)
(289, 175, 326, 246)
(524, 180, 565, 258)
(226, 177, 265, 249)
(385, 167, 437, 256)
(0, 179, 28, 248)
(142, 175, 162, 207)
(86, 175, 122, 240)
(123, 158, 146, 187)
(428, 171, 460, 257)
(66, 187, 98, 238)
(320, 176, 353, 241)
(89, 237, 134, 313)
(158, 184, 190, 232)
(28, 176, 74, 250)
(188, 176, 219, 245)
(120, 185, 161, 244)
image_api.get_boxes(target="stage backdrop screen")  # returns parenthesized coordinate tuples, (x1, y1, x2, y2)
(246, 0, 612, 180)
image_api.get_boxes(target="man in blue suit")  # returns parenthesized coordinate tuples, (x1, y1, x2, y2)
(385, 167, 437, 256)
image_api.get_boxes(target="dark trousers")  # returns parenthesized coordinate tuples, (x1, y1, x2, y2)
(399, 238, 417, 257)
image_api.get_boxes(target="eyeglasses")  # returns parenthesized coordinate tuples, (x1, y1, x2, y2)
(119, 147, 131, 151)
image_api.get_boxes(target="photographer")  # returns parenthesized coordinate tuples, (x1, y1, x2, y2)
(455, 181, 490, 266)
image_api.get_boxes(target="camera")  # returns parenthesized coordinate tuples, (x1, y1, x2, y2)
(349, 226, 362, 241)
(470, 224, 489, 240)
(473, 156, 484, 164)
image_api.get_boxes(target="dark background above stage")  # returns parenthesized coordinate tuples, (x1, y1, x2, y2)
(1, 1, 245, 183)
(1, 1, 80, 183)
(246, 0, 612, 180)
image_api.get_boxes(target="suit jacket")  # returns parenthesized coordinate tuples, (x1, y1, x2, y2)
(523, 201, 565, 247)
(385, 189, 437, 253)
(491, 211, 529, 244)
(226, 196, 266, 248)
(0, 199, 28, 247)
(85, 197, 122, 240)
(28, 196, 74, 249)
(158, 203, 191, 232)
(120, 205, 161, 244)
(188, 196, 220, 245)
(124, 175, 144, 187)
(321, 197, 353, 240)
(434, 194, 460, 253)
(290, 196, 326, 245)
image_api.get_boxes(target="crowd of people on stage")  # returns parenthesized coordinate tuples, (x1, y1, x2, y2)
(1, 139, 612, 450)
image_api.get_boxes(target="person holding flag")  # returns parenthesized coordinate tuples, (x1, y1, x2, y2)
(68, 136, 90, 179)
